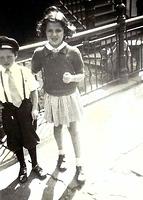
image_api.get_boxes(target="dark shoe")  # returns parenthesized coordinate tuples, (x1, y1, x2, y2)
(32, 165, 47, 180)
(57, 154, 67, 172)
(75, 166, 86, 184)
(18, 165, 27, 183)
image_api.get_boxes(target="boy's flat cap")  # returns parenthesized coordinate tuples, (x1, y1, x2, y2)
(0, 36, 19, 52)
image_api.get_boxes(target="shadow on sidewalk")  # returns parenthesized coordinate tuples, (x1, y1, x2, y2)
(0, 171, 36, 200)
(41, 167, 60, 199)
(59, 174, 84, 200)
(41, 167, 84, 200)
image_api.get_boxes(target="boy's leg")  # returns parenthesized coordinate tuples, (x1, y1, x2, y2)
(15, 148, 27, 183)
(54, 125, 67, 171)
(28, 146, 37, 168)
(28, 147, 46, 180)
(68, 121, 85, 184)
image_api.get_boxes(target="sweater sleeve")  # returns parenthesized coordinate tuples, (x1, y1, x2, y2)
(31, 48, 42, 74)
(71, 47, 84, 74)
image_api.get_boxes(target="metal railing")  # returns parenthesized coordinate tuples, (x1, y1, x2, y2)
(17, 15, 143, 95)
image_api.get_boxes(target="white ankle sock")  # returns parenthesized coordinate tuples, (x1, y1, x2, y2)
(59, 150, 64, 155)
(76, 157, 82, 166)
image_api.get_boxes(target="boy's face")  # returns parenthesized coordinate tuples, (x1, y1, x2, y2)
(46, 22, 64, 48)
(0, 49, 16, 70)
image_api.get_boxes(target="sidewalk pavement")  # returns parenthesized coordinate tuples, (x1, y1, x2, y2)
(1, 74, 143, 200)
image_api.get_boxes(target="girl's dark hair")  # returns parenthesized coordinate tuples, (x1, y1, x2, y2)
(36, 6, 76, 39)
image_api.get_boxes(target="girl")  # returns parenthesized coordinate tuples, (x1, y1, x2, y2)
(32, 6, 85, 183)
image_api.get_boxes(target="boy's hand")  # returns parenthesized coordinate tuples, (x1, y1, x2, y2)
(31, 109, 39, 122)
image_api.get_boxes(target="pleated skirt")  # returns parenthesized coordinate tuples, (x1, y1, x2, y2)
(44, 90, 83, 127)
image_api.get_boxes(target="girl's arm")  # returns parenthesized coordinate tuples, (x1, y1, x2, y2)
(63, 72, 84, 83)
(71, 73, 85, 82)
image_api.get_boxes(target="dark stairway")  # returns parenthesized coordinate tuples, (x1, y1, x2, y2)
(93, 0, 117, 27)
(56, 0, 86, 32)
(56, 0, 117, 31)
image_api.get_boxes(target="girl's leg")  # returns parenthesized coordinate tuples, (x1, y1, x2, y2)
(54, 125, 64, 154)
(68, 121, 85, 183)
(54, 125, 67, 171)
(68, 121, 81, 164)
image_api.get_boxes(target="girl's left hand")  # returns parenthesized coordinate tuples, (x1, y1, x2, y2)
(63, 72, 73, 83)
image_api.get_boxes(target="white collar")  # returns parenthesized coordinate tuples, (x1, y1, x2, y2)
(45, 41, 67, 52)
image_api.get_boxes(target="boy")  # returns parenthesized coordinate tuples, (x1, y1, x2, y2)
(0, 36, 46, 183)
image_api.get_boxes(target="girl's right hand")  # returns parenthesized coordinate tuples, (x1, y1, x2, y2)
(63, 72, 73, 84)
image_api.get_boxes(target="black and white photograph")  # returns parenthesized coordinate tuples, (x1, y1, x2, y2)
(0, 0, 143, 199)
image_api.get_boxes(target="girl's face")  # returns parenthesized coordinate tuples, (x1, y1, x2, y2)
(46, 22, 64, 48)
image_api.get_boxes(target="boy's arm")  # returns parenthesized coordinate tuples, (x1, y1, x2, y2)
(30, 90, 39, 121)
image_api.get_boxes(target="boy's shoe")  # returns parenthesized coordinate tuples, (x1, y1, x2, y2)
(32, 164, 47, 180)
(57, 154, 67, 172)
(75, 166, 86, 184)
(18, 165, 28, 184)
